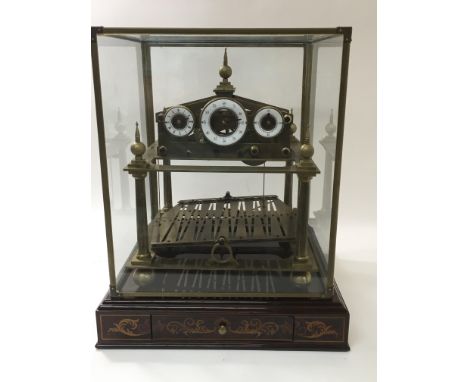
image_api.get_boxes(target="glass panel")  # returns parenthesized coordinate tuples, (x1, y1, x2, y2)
(118, 267, 326, 298)
(150, 46, 303, 140)
(94, 32, 346, 298)
(105, 32, 340, 45)
(96, 36, 147, 281)
(309, 36, 344, 270)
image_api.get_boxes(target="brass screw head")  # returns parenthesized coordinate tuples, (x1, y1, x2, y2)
(250, 145, 259, 156)
(281, 147, 291, 157)
(158, 146, 167, 156)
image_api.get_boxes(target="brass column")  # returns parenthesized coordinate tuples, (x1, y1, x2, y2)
(127, 124, 152, 262)
(296, 178, 310, 261)
(295, 41, 314, 262)
(295, 134, 314, 262)
(163, 159, 173, 209)
(284, 120, 297, 206)
(284, 160, 293, 206)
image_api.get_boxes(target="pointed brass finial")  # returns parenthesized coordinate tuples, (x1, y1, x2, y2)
(215, 48, 235, 96)
(219, 48, 232, 81)
(135, 122, 141, 142)
(131, 122, 146, 158)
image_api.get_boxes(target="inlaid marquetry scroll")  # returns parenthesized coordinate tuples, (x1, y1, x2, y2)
(99, 314, 151, 341)
(153, 315, 293, 341)
(294, 316, 345, 342)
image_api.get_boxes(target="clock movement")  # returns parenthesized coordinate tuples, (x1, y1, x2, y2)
(92, 27, 352, 350)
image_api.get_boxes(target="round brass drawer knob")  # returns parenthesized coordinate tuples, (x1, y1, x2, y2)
(218, 323, 227, 335)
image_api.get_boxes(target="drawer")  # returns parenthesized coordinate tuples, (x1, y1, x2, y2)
(294, 316, 346, 343)
(152, 314, 293, 341)
(98, 313, 152, 341)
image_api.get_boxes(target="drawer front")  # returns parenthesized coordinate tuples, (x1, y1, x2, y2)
(98, 313, 152, 341)
(152, 314, 293, 341)
(294, 316, 346, 343)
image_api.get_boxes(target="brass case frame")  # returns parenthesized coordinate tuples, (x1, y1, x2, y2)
(91, 27, 352, 299)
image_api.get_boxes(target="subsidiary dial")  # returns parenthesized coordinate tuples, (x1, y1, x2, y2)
(164, 106, 195, 137)
(253, 107, 284, 138)
(200, 98, 247, 146)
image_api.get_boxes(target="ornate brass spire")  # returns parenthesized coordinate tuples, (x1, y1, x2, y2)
(214, 48, 235, 96)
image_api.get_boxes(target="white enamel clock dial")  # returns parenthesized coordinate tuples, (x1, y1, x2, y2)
(164, 106, 195, 137)
(253, 107, 284, 138)
(200, 98, 247, 146)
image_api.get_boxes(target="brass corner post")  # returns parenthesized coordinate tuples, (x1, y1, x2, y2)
(326, 32, 352, 296)
(127, 124, 152, 261)
(300, 43, 313, 143)
(294, 41, 315, 262)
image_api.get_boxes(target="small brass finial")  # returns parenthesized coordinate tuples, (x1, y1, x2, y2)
(325, 109, 337, 136)
(214, 48, 235, 96)
(131, 122, 146, 158)
(219, 48, 232, 80)
(135, 122, 140, 142)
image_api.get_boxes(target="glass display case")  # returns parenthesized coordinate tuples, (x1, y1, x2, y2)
(92, 27, 352, 350)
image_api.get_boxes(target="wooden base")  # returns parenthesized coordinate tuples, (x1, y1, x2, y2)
(95, 282, 350, 351)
